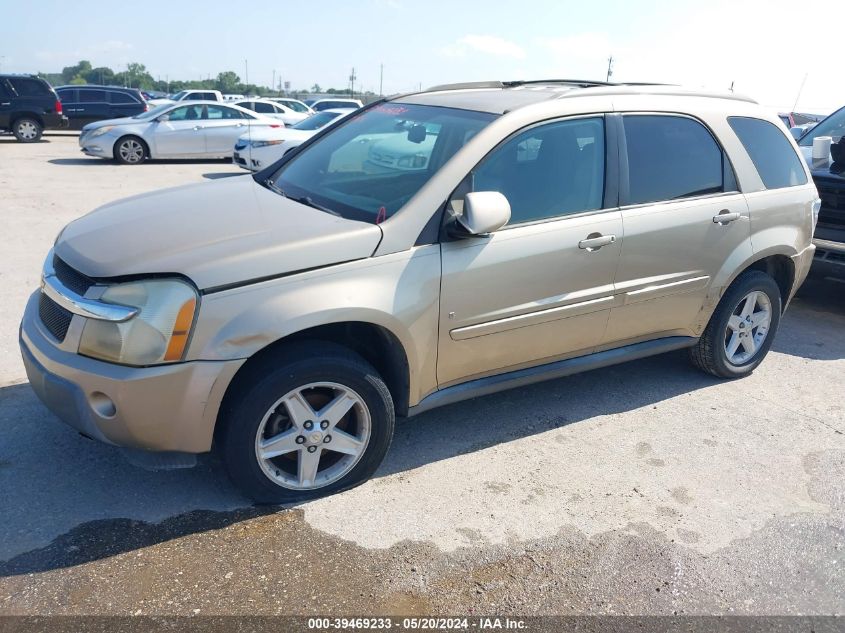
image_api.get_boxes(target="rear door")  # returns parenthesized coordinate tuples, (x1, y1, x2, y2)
(202, 104, 251, 156)
(601, 113, 751, 346)
(438, 115, 623, 386)
(56, 88, 79, 128)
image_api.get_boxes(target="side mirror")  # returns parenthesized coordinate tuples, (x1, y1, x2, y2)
(789, 126, 804, 141)
(157, 114, 170, 123)
(456, 191, 511, 236)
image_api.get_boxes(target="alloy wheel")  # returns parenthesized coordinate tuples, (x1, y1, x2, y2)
(118, 139, 144, 163)
(254, 382, 372, 490)
(724, 290, 772, 365)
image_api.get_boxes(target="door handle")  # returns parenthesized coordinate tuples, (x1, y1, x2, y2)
(193, 125, 204, 130)
(713, 210, 741, 225)
(1, 102, 10, 106)
(578, 233, 616, 251)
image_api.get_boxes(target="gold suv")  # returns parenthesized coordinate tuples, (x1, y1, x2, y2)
(20, 80, 819, 502)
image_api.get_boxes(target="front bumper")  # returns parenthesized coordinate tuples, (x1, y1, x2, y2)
(20, 291, 244, 453)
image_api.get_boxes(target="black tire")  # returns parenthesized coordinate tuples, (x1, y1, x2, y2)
(113, 135, 148, 165)
(689, 270, 782, 378)
(12, 117, 42, 142)
(219, 342, 395, 504)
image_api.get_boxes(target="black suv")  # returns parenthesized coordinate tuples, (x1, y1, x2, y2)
(0, 74, 67, 142)
(797, 105, 845, 278)
(55, 85, 147, 130)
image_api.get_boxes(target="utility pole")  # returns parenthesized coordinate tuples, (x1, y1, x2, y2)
(349, 67, 357, 98)
(272, 69, 275, 96)
(606, 55, 614, 82)
(379, 63, 384, 97)
(244, 59, 250, 94)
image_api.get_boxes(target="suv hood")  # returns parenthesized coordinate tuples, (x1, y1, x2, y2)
(54, 176, 382, 291)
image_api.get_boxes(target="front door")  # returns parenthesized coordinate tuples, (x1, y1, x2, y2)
(153, 104, 207, 156)
(601, 113, 752, 346)
(438, 116, 623, 387)
(0, 80, 12, 130)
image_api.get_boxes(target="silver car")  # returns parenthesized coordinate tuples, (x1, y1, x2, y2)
(78, 101, 282, 164)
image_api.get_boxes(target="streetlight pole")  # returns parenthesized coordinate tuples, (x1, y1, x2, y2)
(379, 63, 383, 97)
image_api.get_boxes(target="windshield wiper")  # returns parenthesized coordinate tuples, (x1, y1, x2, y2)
(287, 194, 341, 217)
(261, 177, 286, 197)
(260, 178, 340, 217)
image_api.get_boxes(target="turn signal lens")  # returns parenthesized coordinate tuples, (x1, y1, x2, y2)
(164, 297, 197, 361)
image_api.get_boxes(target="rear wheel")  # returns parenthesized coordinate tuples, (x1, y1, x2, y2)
(114, 136, 148, 164)
(689, 270, 782, 378)
(13, 118, 42, 142)
(219, 342, 395, 504)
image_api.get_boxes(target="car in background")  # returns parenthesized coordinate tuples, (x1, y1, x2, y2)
(234, 98, 309, 126)
(223, 94, 246, 101)
(141, 90, 168, 101)
(268, 97, 314, 115)
(148, 89, 224, 106)
(0, 74, 67, 142)
(310, 98, 364, 111)
(56, 85, 147, 130)
(78, 101, 282, 164)
(233, 108, 355, 171)
(796, 104, 845, 278)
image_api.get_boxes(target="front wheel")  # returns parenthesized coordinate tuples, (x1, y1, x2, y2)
(689, 270, 782, 378)
(13, 118, 42, 142)
(113, 136, 148, 164)
(219, 342, 395, 504)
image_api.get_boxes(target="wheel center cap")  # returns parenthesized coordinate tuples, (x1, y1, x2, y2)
(309, 432, 322, 444)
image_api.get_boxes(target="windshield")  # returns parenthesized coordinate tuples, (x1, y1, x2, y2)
(281, 100, 309, 113)
(292, 111, 343, 131)
(132, 104, 171, 120)
(267, 103, 496, 223)
(799, 105, 845, 146)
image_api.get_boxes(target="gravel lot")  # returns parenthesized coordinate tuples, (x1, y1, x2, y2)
(1, 134, 843, 616)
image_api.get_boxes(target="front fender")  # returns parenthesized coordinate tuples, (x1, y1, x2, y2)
(188, 246, 442, 406)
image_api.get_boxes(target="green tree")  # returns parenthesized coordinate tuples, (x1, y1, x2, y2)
(61, 60, 92, 83)
(311, 83, 322, 93)
(85, 66, 115, 85)
(216, 71, 240, 92)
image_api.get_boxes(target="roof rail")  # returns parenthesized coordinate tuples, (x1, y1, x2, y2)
(426, 79, 616, 92)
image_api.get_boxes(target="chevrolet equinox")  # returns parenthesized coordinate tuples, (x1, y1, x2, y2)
(20, 80, 819, 502)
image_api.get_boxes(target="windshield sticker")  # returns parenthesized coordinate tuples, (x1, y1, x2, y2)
(373, 104, 410, 116)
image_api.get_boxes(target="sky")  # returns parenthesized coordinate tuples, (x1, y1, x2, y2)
(1, 0, 843, 114)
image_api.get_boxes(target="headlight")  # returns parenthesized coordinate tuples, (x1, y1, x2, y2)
(251, 139, 284, 148)
(89, 126, 115, 138)
(79, 279, 198, 365)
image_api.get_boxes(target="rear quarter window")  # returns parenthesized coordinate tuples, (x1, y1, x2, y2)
(8, 77, 52, 97)
(728, 117, 808, 189)
(109, 91, 139, 104)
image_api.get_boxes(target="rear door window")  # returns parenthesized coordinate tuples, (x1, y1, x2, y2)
(253, 101, 276, 114)
(728, 116, 808, 189)
(622, 115, 729, 205)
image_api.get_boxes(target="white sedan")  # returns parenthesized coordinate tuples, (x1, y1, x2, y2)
(234, 99, 309, 127)
(233, 108, 355, 171)
(79, 102, 284, 164)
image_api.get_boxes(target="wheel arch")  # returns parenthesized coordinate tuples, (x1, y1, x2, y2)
(217, 320, 412, 438)
(11, 111, 44, 127)
(113, 134, 150, 160)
